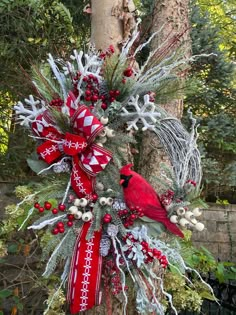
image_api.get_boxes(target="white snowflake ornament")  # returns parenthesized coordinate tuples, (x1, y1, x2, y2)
(14, 95, 45, 127)
(120, 94, 161, 131)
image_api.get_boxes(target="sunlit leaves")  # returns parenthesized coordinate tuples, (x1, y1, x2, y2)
(196, 0, 236, 59)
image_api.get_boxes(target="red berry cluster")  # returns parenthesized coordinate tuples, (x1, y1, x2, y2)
(34, 202, 66, 214)
(104, 259, 128, 295)
(118, 206, 144, 228)
(83, 74, 99, 103)
(124, 234, 168, 268)
(186, 179, 197, 187)
(52, 221, 65, 235)
(73, 72, 99, 99)
(103, 213, 112, 223)
(49, 98, 64, 107)
(99, 89, 121, 110)
(99, 45, 115, 59)
(72, 71, 81, 97)
(147, 91, 156, 102)
(78, 73, 119, 111)
(123, 67, 133, 77)
(108, 89, 120, 103)
(160, 190, 175, 207)
(51, 214, 75, 235)
(72, 67, 122, 110)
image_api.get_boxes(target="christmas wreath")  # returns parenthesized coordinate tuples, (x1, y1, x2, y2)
(13, 26, 215, 314)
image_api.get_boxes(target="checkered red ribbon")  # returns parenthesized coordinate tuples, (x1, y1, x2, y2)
(32, 100, 112, 197)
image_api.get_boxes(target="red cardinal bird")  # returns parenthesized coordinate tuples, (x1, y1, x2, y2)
(120, 164, 184, 238)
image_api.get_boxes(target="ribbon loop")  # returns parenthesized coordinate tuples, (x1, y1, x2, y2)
(31, 110, 62, 139)
(72, 105, 104, 144)
(80, 144, 113, 177)
(37, 141, 61, 164)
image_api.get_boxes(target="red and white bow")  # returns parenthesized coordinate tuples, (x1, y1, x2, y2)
(31, 103, 112, 198)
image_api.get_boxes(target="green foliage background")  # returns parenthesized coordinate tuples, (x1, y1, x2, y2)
(185, 0, 236, 202)
(0, 0, 90, 180)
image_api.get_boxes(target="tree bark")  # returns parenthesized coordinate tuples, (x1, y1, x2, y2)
(87, 1, 139, 314)
(91, 0, 123, 50)
(138, 0, 191, 192)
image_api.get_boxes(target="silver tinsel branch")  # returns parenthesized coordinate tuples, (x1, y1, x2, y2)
(153, 108, 202, 189)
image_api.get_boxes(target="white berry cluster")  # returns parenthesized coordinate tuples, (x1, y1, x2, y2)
(96, 116, 115, 147)
(170, 207, 205, 232)
(68, 198, 93, 222)
(99, 197, 114, 206)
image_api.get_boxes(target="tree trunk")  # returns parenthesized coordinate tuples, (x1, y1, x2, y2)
(88, 2, 139, 314)
(87, 1, 191, 314)
(91, 0, 123, 50)
(138, 0, 191, 192)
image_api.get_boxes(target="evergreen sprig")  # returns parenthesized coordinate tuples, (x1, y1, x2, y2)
(97, 163, 121, 193)
(48, 107, 73, 134)
(31, 64, 61, 101)
(105, 131, 136, 168)
(43, 229, 76, 278)
(86, 203, 104, 240)
(42, 235, 61, 261)
(33, 175, 70, 201)
(103, 54, 135, 102)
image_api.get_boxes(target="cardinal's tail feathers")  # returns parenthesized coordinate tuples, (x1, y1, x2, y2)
(143, 205, 184, 238)
(162, 220, 184, 238)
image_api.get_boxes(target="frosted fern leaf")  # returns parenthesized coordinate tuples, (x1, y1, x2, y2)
(14, 95, 45, 127)
(120, 94, 161, 131)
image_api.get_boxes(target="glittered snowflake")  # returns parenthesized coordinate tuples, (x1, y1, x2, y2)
(14, 95, 45, 127)
(120, 94, 161, 131)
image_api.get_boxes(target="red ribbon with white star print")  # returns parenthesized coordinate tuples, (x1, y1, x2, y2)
(67, 222, 102, 314)
(31, 103, 112, 198)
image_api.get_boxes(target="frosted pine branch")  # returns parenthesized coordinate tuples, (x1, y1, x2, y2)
(153, 109, 202, 188)
(14, 95, 45, 127)
(28, 214, 66, 230)
(120, 94, 161, 131)
(47, 54, 68, 101)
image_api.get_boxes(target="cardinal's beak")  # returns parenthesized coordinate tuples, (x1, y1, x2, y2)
(119, 179, 125, 185)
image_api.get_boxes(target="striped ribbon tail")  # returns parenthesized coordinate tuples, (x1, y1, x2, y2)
(68, 222, 102, 314)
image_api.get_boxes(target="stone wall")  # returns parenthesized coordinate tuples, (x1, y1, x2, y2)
(192, 203, 236, 262)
